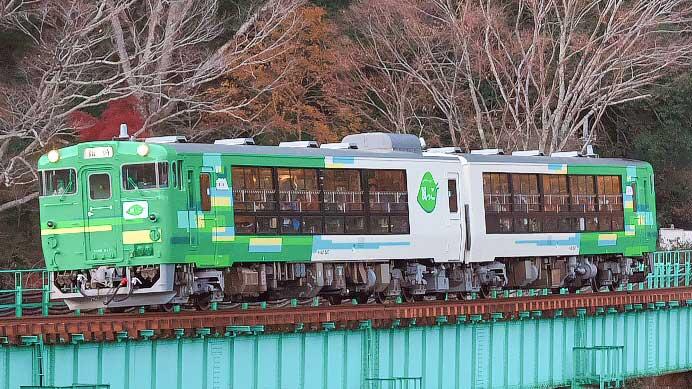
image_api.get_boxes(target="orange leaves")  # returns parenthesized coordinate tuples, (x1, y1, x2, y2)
(205, 5, 359, 144)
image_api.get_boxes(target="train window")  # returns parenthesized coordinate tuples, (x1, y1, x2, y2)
(88, 173, 111, 200)
(232, 167, 276, 212)
(122, 162, 169, 190)
(542, 175, 569, 212)
(448, 179, 458, 213)
(200, 173, 211, 211)
(483, 173, 510, 213)
(235, 215, 256, 234)
(302, 217, 323, 234)
(322, 169, 363, 212)
(390, 216, 410, 234)
(277, 168, 320, 212)
(40, 169, 77, 196)
(570, 176, 596, 212)
(325, 217, 345, 234)
(512, 174, 539, 212)
(281, 216, 301, 234)
(345, 216, 367, 234)
(231, 166, 409, 236)
(370, 216, 389, 234)
(172, 160, 183, 189)
(597, 176, 623, 212)
(257, 216, 278, 234)
(367, 170, 408, 213)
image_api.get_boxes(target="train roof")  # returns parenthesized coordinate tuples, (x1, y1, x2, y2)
(459, 153, 651, 167)
(165, 142, 649, 168)
(165, 142, 458, 161)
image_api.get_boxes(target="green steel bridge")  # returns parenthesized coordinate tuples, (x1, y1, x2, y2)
(2, 251, 692, 389)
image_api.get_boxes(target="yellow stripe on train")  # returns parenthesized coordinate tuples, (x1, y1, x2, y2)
(40, 225, 112, 235)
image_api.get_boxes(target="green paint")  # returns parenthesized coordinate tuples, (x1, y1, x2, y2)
(417, 171, 439, 213)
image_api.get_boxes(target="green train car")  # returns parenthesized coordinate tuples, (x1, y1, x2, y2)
(38, 132, 656, 310)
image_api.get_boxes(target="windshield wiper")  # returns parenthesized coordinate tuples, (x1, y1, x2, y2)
(58, 178, 74, 202)
(127, 176, 145, 196)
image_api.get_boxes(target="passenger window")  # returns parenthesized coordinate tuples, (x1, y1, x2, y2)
(448, 179, 458, 213)
(89, 174, 111, 200)
(200, 173, 211, 211)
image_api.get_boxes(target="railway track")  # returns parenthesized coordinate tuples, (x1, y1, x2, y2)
(2, 286, 692, 345)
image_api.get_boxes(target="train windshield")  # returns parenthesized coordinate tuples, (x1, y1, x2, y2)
(40, 169, 77, 196)
(122, 162, 169, 190)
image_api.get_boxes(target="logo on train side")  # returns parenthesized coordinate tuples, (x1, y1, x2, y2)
(417, 172, 439, 213)
(123, 201, 148, 220)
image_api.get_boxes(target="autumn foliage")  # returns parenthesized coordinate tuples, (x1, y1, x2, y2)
(203, 6, 361, 144)
(69, 97, 148, 141)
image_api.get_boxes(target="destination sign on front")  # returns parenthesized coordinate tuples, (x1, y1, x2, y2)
(83, 147, 114, 159)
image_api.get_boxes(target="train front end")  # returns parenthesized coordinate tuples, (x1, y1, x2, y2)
(38, 140, 177, 310)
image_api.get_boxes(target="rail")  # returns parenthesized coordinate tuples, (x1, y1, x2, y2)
(3, 285, 692, 345)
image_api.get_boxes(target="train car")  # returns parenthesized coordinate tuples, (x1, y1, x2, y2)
(38, 132, 657, 310)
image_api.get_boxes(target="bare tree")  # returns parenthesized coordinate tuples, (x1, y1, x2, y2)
(474, 0, 692, 153)
(0, 0, 304, 213)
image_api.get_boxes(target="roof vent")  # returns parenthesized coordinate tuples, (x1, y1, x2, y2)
(214, 137, 255, 146)
(279, 141, 319, 148)
(425, 147, 463, 154)
(340, 133, 422, 153)
(471, 148, 504, 155)
(550, 151, 582, 157)
(145, 136, 187, 144)
(321, 142, 358, 150)
(512, 150, 544, 156)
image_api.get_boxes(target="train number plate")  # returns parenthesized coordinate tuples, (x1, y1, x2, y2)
(83, 146, 114, 159)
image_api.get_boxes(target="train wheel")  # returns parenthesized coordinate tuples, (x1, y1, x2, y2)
(327, 295, 343, 306)
(402, 289, 424, 302)
(356, 293, 370, 304)
(194, 294, 211, 311)
(162, 303, 175, 313)
(374, 292, 387, 304)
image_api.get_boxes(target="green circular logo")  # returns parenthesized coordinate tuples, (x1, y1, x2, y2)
(126, 204, 144, 216)
(417, 172, 439, 213)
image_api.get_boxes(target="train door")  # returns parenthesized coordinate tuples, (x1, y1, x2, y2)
(447, 172, 464, 261)
(198, 169, 218, 266)
(81, 166, 122, 261)
(186, 168, 199, 247)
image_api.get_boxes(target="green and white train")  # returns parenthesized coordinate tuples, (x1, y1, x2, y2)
(38, 131, 657, 310)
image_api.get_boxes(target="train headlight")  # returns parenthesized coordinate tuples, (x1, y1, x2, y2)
(137, 143, 149, 157)
(47, 149, 60, 163)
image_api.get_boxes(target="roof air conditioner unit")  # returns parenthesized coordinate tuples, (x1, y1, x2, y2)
(471, 148, 504, 155)
(214, 138, 255, 145)
(145, 136, 187, 144)
(321, 142, 358, 149)
(512, 150, 544, 156)
(279, 141, 319, 148)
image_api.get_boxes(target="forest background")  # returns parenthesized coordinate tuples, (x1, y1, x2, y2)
(1, 0, 691, 268)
